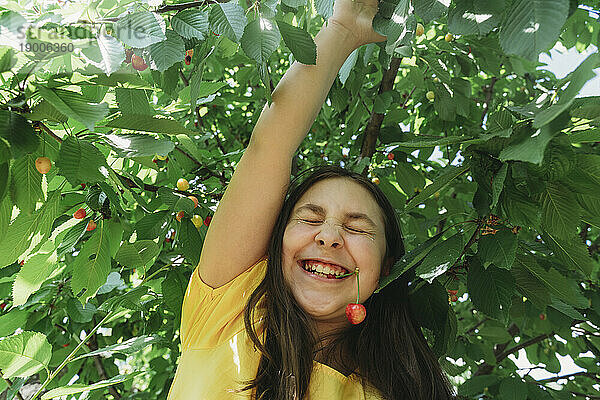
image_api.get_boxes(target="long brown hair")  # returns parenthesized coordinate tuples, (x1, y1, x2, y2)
(242, 165, 456, 399)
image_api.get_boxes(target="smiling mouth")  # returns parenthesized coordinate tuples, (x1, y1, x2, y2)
(298, 260, 354, 280)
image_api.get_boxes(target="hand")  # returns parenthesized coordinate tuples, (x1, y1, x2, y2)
(329, 0, 387, 47)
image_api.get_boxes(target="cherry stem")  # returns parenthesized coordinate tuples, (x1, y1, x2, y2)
(355, 267, 360, 304)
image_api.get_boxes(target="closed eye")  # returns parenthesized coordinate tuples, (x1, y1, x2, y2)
(300, 219, 367, 234)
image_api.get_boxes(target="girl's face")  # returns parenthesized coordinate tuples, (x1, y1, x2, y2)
(281, 177, 389, 333)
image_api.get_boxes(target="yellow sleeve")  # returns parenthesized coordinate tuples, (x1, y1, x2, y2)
(179, 256, 268, 350)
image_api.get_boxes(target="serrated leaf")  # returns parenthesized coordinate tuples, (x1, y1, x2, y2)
(540, 183, 580, 240)
(96, 34, 125, 76)
(115, 88, 154, 116)
(448, 0, 504, 36)
(415, 233, 463, 283)
(115, 240, 160, 272)
(491, 163, 508, 210)
(511, 259, 551, 310)
(12, 251, 57, 306)
(178, 218, 203, 266)
(409, 280, 452, 355)
(0, 331, 51, 379)
(147, 30, 185, 72)
(161, 268, 187, 325)
(37, 87, 109, 131)
(543, 232, 594, 278)
(65, 297, 97, 323)
(103, 133, 174, 158)
(467, 257, 514, 320)
(0, 47, 16, 73)
(114, 11, 166, 48)
(499, 0, 569, 61)
(41, 373, 141, 400)
(171, 9, 209, 40)
(514, 254, 588, 308)
(373, 1, 415, 55)
(404, 165, 469, 211)
(339, 48, 358, 86)
(106, 115, 196, 135)
(486, 109, 514, 138)
(314, 0, 334, 19)
(24, 100, 68, 124)
(134, 210, 170, 240)
(276, 21, 316, 65)
(413, 0, 450, 24)
(0, 110, 39, 159)
(477, 229, 518, 270)
(71, 335, 164, 362)
(0, 190, 61, 267)
(241, 18, 280, 65)
(10, 154, 43, 215)
(56, 136, 108, 186)
(188, 77, 228, 108)
(209, 1, 247, 43)
(70, 220, 116, 303)
(498, 377, 528, 400)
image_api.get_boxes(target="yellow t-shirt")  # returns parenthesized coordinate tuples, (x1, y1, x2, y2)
(166, 256, 384, 400)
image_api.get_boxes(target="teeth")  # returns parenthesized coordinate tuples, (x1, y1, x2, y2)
(302, 261, 345, 277)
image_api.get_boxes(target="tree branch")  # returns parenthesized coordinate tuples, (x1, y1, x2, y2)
(89, 322, 121, 399)
(156, 0, 228, 13)
(359, 57, 402, 175)
(535, 371, 600, 384)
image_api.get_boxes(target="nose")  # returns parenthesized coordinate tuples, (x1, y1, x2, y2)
(315, 220, 343, 249)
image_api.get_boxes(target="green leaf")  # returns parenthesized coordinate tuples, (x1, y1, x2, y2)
(373, 0, 415, 54)
(41, 373, 141, 400)
(241, 18, 280, 65)
(409, 280, 449, 336)
(390, 135, 483, 148)
(147, 30, 185, 72)
(10, 154, 43, 215)
(71, 335, 164, 362)
(171, 9, 209, 40)
(115, 240, 160, 272)
(282, 0, 307, 7)
(413, 0, 450, 24)
(103, 133, 174, 158)
(70, 220, 117, 303)
(467, 256, 514, 320)
(477, 229, 518, 270)
(12, 251, 57, 306)
(486, 109, 514, 138)
(209, 1, 247, 43)
(404, 165, 469, 211)
(513, 254, 587, 308)
(37, 87, 109, 131)
(542, 232, 594, 278)
(540, 183, 580, 240)
(314, 0, 334, 19)
(188, 77, 228, 108)
(161, 268, 188, 325)
(178, 219, 204, 266)
(448, 0, 504, 36)
(115, 88, 154, 115)
(376, 178, 407, 209)
(511, 259, 551, 310)
(135, 210, 170, 240)
(415, 233, 463, 283)
(394, 163, 425, 195)
(499, 0, 569, 61)
(0, 11, 28, 50)
(0, 191, 61, 267)
(106, 115, 196, 135)
(24, 100, 68, 124)
(459, 375, 499, 396)
(338, 48, 358, 86)
(95, 33, 125, 76)
(0, 331, 51, 379)
(56, 136, 108, 186)
(114, 12, 166, 48)
(276, 21, 316, 65)
(0, 46, 16, 72)
(0, 310, 28, 338)
(498, 377, 528, 400)
(491, 163, 508, 209)
(534, 53, 599, 128)
(568, 129, 600, 143)
(65, 297, 97, 323)
(0, 110, 39, 159)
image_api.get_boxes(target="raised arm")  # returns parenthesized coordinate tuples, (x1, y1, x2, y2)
(197, 0, 385, 289)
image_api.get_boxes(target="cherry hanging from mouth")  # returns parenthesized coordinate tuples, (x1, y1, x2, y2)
(345, 267, 366, 324)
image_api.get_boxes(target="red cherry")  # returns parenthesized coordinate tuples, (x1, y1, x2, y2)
(387, 153, 394, 160)
(165, 238, 172, 243)
(19, 260, 24, 266)
(73, 208, 86, 219)
(185, 55, 191, 65)
(131, 54, 148, 71)
(447, 289, 458, 295)
(63, 343, 69, 347)
(450, 294, 458, 302)
(345, 303, 366, 324)
(80, 183, 86, 189)
(176, 211, 185, 222)
(203, 215, 212, 226)
(86, 220, 97, 231)
(152, 159, 157, 163)
(539, 313, 546, 320)
(0, 303, 6, 311)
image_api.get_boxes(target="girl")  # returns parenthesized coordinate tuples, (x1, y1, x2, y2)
(167, 0, 456, 398)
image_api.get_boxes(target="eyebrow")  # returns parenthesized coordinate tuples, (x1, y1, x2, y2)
(294, 203, 378, 229)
